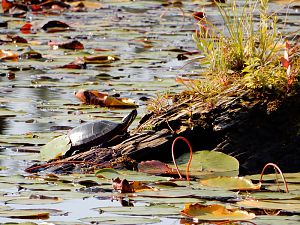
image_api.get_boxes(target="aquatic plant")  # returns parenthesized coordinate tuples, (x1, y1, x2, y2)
(193, 0, 299, 95)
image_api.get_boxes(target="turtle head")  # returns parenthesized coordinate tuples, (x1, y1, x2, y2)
(121, 109, 137, 129)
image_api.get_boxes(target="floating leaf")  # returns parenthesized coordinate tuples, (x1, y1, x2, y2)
(40, 135, 71, 161)
(59, 57, 86, 69)
(6, 195, 63, 205)
(138, 160, 174, 175)
(49, 40, 84, 50)
(83, 55, 119, 64)
(2, 0, 14, 13)
(96, 168, 167, 182)
(175, 150, 239, 173)
(95, 205, 181, 216)
(6, 34, 28, 43)
(75, 89, 137, 108)
(20, 48, 42, 59)
(181, 203, 255, 221)
(20, 23, 32, 34)
(247, 191, 299, 200)
(41, 20, 71, 33)
(0, 209, 50, 219)
(112, 177, 155, 193)
(2, 222, 37, 225)
(237, 200, 300, 213)
(80, 216, 160, 224)
(200, 176, 261, 191)
(0, 50, 18, 61)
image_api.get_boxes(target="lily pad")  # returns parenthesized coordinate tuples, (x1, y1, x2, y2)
(96, 168, 168, 182)
(175, 150, 239, 173)
(40, 134, 71, 161)
(6, 196, 63, 205)
(200, 176, 261, 191)
(94, 204, 181, 217)
(181, 203, 256, 221)
(0, 209, 50, 219)
(80, 216, 161, 224)
(237, 200, 300, 213)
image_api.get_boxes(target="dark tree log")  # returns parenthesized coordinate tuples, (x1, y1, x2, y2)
(26, 85, 300, 174)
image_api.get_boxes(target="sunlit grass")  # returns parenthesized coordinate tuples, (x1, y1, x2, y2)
(192, 0, 299, 95)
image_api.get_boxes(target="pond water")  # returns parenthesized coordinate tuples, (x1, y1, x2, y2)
(0, 0, 299, 224)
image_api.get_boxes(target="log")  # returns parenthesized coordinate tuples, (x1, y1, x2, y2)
(26, 85, 300, 175)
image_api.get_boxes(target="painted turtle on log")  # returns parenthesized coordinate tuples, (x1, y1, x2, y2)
(40, 109, 137, 160)
(65, 109, 137, 156)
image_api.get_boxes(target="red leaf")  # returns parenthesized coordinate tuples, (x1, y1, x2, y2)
(20, 23, 32, 34)
(49, 40, 84, 50)
(193, 12, 206, 21)
(59, 57, 86, 69)
(30, 4, 42, 11)
(2, 0, 14, 13)
(280, 57, 289, 69)
(7, 34, 28, 43)
(138, 160, 173, 175)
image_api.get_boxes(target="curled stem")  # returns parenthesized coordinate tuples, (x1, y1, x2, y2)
(260, 162, 289, 193)
(171, 136, 193, 181)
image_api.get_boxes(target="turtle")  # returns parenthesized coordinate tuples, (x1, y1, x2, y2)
(65, 109, 137, 156)
(40, 109, 137, 161)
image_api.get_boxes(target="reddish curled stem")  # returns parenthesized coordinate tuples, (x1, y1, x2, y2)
(171, 136, 193, 181)
(25, 160, 108, 173)
(260, 163, 289, 193)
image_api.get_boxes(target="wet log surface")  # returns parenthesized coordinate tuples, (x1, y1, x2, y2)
(27, 86, 300, 175)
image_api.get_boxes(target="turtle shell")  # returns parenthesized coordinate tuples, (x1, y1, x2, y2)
(66, 109, 137, 156)
(68, 120, 119, 148)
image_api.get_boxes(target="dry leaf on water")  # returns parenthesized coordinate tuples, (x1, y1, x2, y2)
(75, 89, 137, 108)
(181, 203, 255, 221)
(0, 50, 18, 61)
(112, 177, 155, 193)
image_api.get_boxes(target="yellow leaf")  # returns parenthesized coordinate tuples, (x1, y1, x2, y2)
(181, 203, 255, 221)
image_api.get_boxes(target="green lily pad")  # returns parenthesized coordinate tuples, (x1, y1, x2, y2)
(96, 168, 169, 182)
(200, 176, 261, 190)
(0, 132, 63, 146)
(247, 191, 300, 200)
(132, 196, 201, 204)
(253, 215, 300, 225)
(19, 182, 76, 191)
(40, 134, 71, 161)
(94, 204, 181, 217)
(80, 216, 161, 224)
(175, 150, 239, 173)
(6, 196, 63, 205)
(237, 200, 300, 213)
